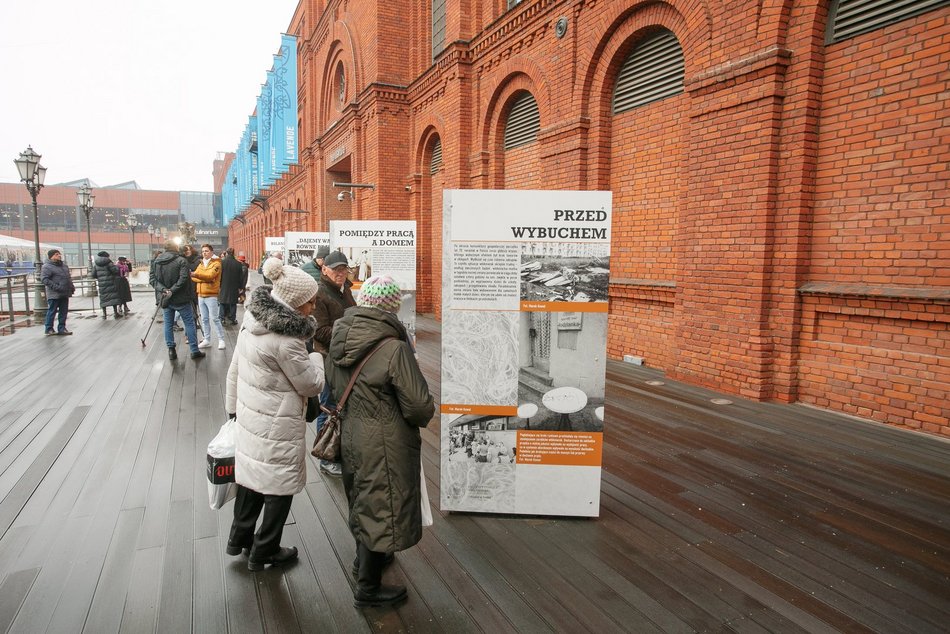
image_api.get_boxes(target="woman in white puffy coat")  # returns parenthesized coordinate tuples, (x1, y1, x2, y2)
(224, 258, 325, 571)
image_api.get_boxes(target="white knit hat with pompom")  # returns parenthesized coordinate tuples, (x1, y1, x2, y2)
(263, 257, 319, 308)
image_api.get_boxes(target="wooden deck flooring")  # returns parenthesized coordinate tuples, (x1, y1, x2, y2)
(0, 286, 948, 633)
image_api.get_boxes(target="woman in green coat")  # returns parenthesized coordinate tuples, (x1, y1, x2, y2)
(325, 275, 434, 609)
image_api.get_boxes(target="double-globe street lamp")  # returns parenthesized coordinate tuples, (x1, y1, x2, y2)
(78, 184, 97, 297)
(128, 213, 141, 266)
(13, 146, 48, 319)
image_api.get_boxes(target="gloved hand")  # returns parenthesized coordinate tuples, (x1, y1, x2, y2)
(227, 413, 236, 421)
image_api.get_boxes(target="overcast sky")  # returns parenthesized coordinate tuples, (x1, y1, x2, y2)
(0, 0, 299, 193)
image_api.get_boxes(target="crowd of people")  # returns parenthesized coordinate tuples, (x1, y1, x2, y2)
(448, 429, 517, 464)
(38, 242, 434, 609)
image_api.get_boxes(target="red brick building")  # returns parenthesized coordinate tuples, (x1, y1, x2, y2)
(227, 0, 949, 436)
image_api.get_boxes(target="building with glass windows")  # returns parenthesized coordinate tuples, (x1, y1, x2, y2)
(225, 0, 949, 436)
(0, 180, 216, 267)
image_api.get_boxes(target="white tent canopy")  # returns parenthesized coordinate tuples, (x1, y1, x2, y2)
(0, 233, 63, 260)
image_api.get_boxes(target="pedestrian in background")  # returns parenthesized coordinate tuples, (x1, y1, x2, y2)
(40, 249, 75, 336)
(325, 275, 434, 608)
(192, 244, 226, 350)
(92, 251, 124, 320)
(116, 256, 133, 315)
(218, 247, 246, 326)
(149, 241, 204, 361)
(225, 257, 324, 571)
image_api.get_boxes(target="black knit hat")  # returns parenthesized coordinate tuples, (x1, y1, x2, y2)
(97, 251, 110, 257)
(47, 249, 60, 259)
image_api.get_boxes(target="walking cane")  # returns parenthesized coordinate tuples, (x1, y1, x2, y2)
(141, 303, 162, 348)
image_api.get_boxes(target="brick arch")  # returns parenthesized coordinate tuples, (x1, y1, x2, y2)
(581, 2, 700, 190)
(412, 125, 445, 312)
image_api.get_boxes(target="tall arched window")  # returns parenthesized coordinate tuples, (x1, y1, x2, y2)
(504, 92, 540, 150)
(612, 29, 684, 114)
(430, 137, 443, 174)
(432, 0, 447, 60)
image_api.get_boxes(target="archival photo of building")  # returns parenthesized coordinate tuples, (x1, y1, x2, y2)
(224, 0, 949, 438)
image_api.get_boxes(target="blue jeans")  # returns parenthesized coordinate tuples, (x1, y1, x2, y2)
(315, 382, 339, 466)
(198, 296, 225, 341)
(45, 297, 69, 332)
(164, 303, 200, 353)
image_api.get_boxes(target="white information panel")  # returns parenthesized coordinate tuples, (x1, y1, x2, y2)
(264, 236, 284, 258)
(284, 232, 330, 268)
(329, 220, 418, 344)
(440, 190, 611, 517)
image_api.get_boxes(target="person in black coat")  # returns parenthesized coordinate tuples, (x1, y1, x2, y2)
(218, 248, 247, 325)
(92, 251, 124, 319)
(149, 241, 204, 360)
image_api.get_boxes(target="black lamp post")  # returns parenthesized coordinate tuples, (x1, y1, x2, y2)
(129, 213, 139, 265)
(78, 184, 97, 297)
(14, 146, 48, 319)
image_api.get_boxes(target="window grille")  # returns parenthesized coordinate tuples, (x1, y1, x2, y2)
(612, 29, 684, 115)
(504, 93, 540, 150)
(828, 0, 949, 42)
(433, 0, 447, 60)
(430, 138, 443, 174)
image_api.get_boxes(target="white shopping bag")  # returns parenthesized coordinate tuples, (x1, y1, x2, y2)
(207, 418, 237, 510)
(420, 463, 433, 527)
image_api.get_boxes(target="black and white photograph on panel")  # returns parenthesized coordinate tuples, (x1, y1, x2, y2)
(516, 311, 607, 432)
(520, 242, 610, 303)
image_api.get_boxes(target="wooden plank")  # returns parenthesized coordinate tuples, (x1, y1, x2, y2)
(0, 405, 88, 540)
(193, 536, 228, 634)
(82, 507, 145, 633)
(0, 568, 38, 634)
(156, 499, 194, 632)
(217, 502, 265, 634)
(118, 546, 163, 634)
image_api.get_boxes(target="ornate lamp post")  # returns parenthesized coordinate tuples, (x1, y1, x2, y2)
(129, 213, 139, 265)
(78, 184, 97, 297)
(147, 224, 154, 255)
(13, 146, 48, 319)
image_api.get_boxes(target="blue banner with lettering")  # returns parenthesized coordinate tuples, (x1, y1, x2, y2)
(258, 75, 273, 188)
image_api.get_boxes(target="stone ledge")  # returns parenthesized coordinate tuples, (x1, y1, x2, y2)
(798, 282, 950, 302)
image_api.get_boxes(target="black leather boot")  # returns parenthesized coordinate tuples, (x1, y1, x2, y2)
(353, 542, 406, 608)
(168, 347, 177, 360)
(247, 546, 298, 571)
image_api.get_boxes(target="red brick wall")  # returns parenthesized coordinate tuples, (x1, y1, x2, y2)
(227, 0, 950, 437)
(797, 9, 950, 435)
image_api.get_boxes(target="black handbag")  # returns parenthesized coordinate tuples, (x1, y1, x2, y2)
(312, 337, 396, 461)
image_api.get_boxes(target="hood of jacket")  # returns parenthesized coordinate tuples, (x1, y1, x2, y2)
(245, 285, 317, 340)
(330, 306, 405, 369)
(94, 255, 112, 267)
(153, 250, 180, 266)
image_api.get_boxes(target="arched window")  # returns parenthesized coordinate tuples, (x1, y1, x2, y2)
(827, 0, 948, 42)
(612, 29, 684, 114)
(503, 93, 540, 150)
(430, 137, 443, 174)
(335, 62, 346, 107)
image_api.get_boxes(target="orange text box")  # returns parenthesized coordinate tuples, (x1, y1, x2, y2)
(441, 404, 518, 416)
(520, 301, 608, 313)
(515, 431, 603, 466)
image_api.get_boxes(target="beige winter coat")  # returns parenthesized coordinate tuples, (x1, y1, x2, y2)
(226, 287, 325, 496)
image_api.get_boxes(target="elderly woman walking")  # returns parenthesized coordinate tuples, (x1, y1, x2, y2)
(225, 258, 325, 571)
(325, 275, 434, 608)
(92, 251, 125, 319)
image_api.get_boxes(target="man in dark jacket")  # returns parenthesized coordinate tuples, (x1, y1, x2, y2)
(149, 241, 205, 360)
(40, 249, 75, 335)
(300, 245, 329, 282)
(218, 248, 247, 325)
(312, 250, 355, 476)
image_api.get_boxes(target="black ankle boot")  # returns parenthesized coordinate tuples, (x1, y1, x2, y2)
(353, 543, 406, 608)
(168, 347, 177, 360)
(247, 546, 298, 571)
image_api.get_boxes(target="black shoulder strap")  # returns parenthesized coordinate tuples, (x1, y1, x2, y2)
(335, 337, 398, 412)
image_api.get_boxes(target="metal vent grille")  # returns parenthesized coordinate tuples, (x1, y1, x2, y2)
(430, 138, 443, 174)
(830, 0, 948, 42)
(504, 93, 540, 150)
(612, 30, 684, 115)
(432, 0, 447, 60)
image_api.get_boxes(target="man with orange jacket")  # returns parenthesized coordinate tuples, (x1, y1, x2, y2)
(192, 243, 227, 350)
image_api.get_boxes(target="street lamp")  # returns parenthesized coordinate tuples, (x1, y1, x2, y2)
(14, 146, 48, 319)
(77, 184, 97, 298)
(147, 224, 154, 255)
(128, 213, 140, 265)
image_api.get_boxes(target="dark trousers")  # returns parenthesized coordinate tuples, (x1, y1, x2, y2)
(228, 484, 293, 559)
(44, 297, 69, 332)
